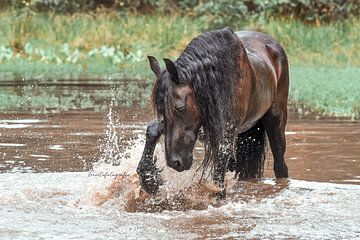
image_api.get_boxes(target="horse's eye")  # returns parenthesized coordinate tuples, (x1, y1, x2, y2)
(177, 106, 185, 113)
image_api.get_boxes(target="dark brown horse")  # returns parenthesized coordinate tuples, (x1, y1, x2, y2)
(137, 28, 289, 195)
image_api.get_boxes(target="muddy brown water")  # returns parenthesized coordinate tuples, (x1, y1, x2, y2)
(0, 82, 359, 239)
(1, 108, 359, 184)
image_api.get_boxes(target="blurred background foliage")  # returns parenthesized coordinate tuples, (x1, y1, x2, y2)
(0, 0, 359, 117)
(1, 0, 359, 25)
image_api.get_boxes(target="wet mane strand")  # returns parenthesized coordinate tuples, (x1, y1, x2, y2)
(152, 28, 242, 172)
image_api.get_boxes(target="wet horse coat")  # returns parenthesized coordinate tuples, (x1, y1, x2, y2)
(137, 28, 289, 195)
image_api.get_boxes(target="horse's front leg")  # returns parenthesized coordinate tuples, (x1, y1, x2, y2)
(136, 120, 164, 194)
(213, 141, 233, 199)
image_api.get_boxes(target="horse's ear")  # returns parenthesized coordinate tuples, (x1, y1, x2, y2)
(163, 58, 179, 84)
(223, 27, 234, 34)
(148, 56, 161, 77)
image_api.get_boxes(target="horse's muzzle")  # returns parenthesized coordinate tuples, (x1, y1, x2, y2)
(168, 154, 193, 172)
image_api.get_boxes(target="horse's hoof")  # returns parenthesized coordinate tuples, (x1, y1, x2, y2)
(140, 178, 160, 195)
(137, 164, 162, 195)
(227, 157, 235, 172)
(211, 188, 226, 200)
(275, 173, 289, 179)
(275, 165, 289, 178)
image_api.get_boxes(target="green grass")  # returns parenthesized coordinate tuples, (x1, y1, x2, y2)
(0, 10, 359, 118)
(0, 10, 202, 80)
(259, 19, 360, 67)
(0, 62, 132, 80)
(290, 67, 360, 119)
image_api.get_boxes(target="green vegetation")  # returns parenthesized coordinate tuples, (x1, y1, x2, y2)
(0, 11, 202, 80)
(290, 67, 360, 119)
(1, 11, 359, 76)
(0, 2, 359, 118)
(3, 0, 359, 24)
(261, 19, 360, 67)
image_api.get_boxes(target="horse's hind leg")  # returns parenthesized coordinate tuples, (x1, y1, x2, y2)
(231, 121, 266, 179)
(261, 102, 289, 178)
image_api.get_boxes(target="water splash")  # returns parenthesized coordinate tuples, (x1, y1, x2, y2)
(92, 100, 222, 212)
(92, 136, 226, 212)
(90, 86, 282, 212)
(98, 86, 123, 166)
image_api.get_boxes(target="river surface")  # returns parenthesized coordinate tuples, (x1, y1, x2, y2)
(0, 81, 359, 239)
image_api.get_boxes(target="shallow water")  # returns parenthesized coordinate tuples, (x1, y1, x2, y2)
(1, 172, 360, 239)
(0, 82, 360, 239)
(1, 108, 359, 184)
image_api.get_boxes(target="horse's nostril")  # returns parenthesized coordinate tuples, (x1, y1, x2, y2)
(174, 160, 181, 169)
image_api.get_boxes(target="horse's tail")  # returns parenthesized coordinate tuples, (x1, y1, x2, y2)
(228, 121, 266, 179)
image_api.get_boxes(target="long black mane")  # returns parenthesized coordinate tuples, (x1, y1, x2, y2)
(152, 28, 243, 172)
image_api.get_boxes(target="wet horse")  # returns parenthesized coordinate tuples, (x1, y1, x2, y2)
(137, 28, 289, 195)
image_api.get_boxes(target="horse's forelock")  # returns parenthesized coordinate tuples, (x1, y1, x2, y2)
(151, 72, 176, 120)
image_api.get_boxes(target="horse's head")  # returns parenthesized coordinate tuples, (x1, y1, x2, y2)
(148, 56, 202, 172)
